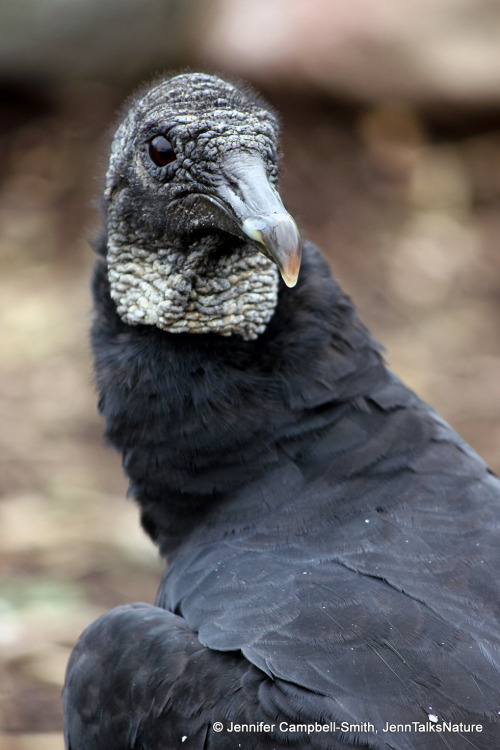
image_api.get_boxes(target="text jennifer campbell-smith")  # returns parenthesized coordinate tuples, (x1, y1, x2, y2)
(222, 720, 483, 735)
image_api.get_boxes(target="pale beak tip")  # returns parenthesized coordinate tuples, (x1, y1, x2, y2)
(242, 214, 302, 288)
(279, 257, 301, 288)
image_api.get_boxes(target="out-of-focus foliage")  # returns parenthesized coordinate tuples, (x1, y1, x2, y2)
(1, 1, 500, 748)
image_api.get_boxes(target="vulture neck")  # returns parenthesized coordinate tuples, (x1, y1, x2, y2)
(93, 239, 386, 556)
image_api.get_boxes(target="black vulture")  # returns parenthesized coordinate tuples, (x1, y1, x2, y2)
(64, 73, 500, 750)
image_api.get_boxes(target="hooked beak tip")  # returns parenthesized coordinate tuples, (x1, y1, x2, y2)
(242, 213, 302, 288)
(280, 256, 301, 288)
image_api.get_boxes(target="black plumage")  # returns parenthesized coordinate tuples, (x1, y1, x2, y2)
(64, 73, 500, 749)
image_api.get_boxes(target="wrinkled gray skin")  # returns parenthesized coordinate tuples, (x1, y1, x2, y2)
(105, 72, 288, 340)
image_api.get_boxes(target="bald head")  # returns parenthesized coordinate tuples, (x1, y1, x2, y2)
(104, 73, 301, 340)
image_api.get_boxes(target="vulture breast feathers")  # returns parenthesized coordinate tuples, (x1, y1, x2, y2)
(64, 73, 500, 750)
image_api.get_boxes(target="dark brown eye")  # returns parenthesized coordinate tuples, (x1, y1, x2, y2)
(149, 135, 176, 167)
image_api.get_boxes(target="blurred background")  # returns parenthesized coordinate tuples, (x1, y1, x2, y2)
(2, 1, 500, 747)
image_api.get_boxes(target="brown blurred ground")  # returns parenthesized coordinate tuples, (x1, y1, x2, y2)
(1, 40, 500, 750)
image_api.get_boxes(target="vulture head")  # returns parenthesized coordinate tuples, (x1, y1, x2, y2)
(104, 72, 301, 340)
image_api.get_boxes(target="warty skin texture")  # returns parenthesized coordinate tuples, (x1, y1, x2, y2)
(64, 73, 500, 749)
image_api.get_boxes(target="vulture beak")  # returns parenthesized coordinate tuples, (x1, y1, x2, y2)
(214, 153, 302, 288)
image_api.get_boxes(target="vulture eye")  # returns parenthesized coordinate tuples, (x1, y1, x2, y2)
(149, 135, 176, 167)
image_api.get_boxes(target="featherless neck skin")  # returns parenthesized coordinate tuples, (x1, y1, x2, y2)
(106, 212, 280, 341)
